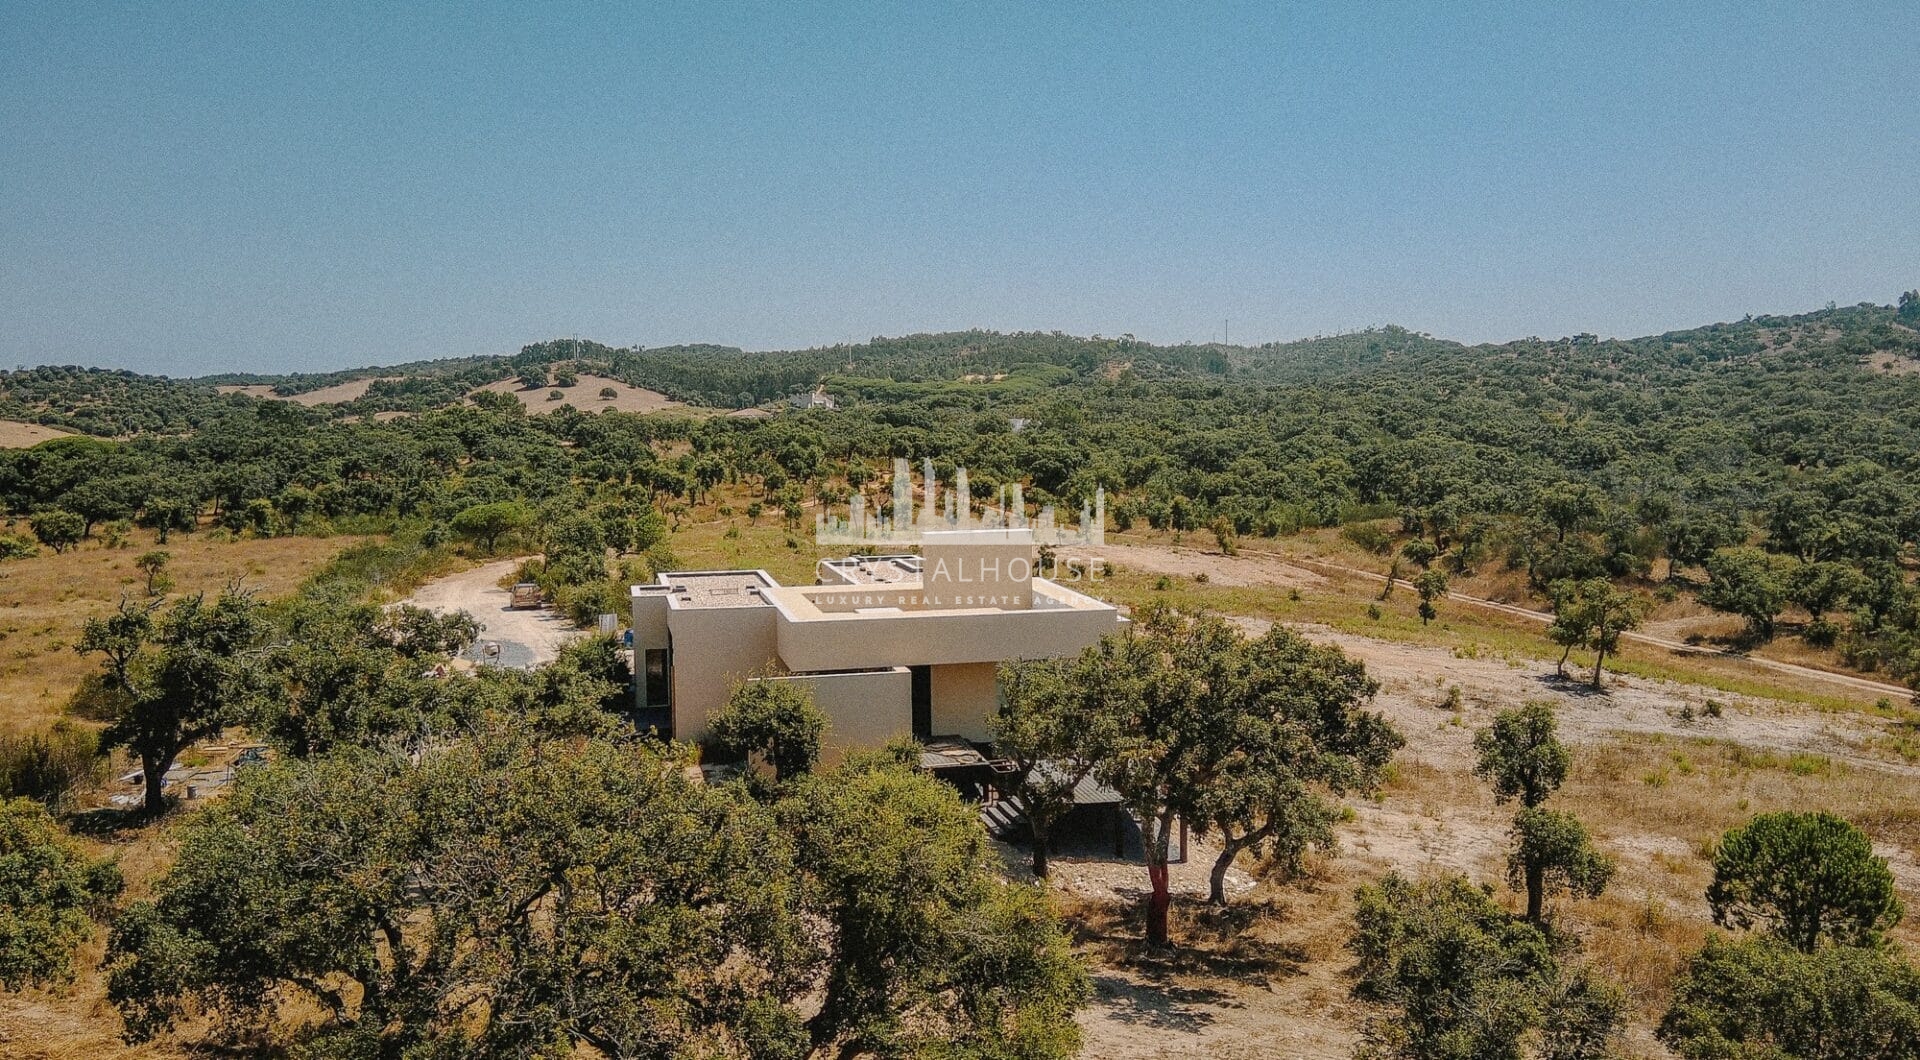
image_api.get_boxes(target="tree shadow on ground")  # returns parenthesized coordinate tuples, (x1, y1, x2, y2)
(1533, 671, 1610, 699)
(1087, 971, 1235, 1032)
(1064, 893, 1314, 984)
(63, 803, 166, 839)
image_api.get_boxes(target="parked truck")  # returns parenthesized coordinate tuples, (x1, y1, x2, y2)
(508, 582, 543, 610)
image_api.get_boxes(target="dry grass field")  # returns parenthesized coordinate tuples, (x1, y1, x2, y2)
(215, 377, 396, 405)
(0, 526, 361, 733)
(1060, 608, 1918, 1058)
(1097, 527, 1907, 711)
(0, 420, 76, 448)
(1040, 538, 1917, 1057)
(218, 373, 706, 417)
(470, 374, 689, 415)
(1870, 350, 1920, 376)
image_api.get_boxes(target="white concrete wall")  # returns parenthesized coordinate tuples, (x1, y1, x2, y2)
(922, 530, 1034, 610)
(630, 586, 672, 645)
(774, 600, 1118, 672)
(630, 586, 673, 711)
(930, 661, 1000, 741)
(667, 605, 779, 744)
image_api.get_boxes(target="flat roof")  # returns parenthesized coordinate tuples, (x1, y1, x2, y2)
(821, 554, 922, 584)
(658, 570, 775, 609)
(644, 558, 1121, 618)
(764, 576, 1117, 622)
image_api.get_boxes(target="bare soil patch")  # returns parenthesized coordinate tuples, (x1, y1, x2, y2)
(1869, 351, 1920, 375)
(1067, 850, 1373, 1058)
(1080, 963, 1355, 1060)
(1238, 617, 1918, 781)
(471, 374, 686, 415)
(0, 420, 75, 448)
(217, 377, 394, 405)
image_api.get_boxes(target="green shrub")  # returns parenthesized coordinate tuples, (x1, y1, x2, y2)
(1351, 873, 1623, 1059)
(0, 534, 39, 561)
(0, 797, 121, 990)
(1342, 522, 1393, 554)
(1661, 936, 1920, 1059)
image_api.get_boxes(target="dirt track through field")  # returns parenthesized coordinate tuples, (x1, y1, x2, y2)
(1242, 547, 1915, 701)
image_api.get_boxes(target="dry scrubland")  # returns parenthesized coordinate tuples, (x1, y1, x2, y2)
(219, 372, 698, 414)
(0, 504, 831, 1056)
(3, 492, 1916, 1057)
(0, 528, 362, 1058)
(1098, 528, 1904, 709)
(0, 526, 359, 733)
(217, 374, 696, 416)
(1057, 537, 1913, 1058)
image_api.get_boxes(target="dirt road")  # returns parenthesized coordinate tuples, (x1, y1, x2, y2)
(1242, 547, 1915, 702)
(403, 558, 582, 669)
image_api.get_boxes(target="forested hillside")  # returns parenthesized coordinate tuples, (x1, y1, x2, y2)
(6, 297, 1920, 693)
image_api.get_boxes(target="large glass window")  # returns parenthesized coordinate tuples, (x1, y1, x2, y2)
(644, 649, 669, 706)
(910, 665, 932, 738)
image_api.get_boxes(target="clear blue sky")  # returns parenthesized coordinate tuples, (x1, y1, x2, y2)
(3, 2, 1915, 375)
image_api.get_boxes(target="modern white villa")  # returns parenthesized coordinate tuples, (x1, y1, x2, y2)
(630, 528, 1124, 759)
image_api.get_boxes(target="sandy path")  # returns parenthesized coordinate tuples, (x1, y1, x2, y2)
(403, 558, 582, 668)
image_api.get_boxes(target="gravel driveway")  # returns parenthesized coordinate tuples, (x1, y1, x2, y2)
(404, 558, 583, 669)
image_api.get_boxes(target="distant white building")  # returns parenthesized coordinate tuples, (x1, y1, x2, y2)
(630, 529, 1123, 761)
(789, 388, 836, 409)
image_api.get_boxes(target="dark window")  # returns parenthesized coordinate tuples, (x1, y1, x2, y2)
(645, 649, 669, 706)
(910, 665, 932, 738)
